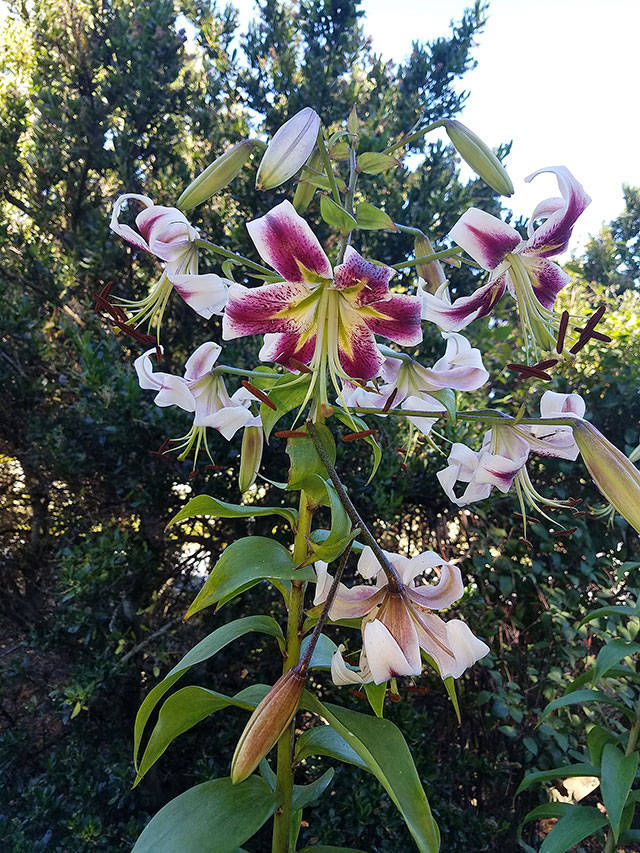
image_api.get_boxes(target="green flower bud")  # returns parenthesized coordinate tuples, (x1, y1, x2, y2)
(231, 666, 306, 784)
(177, 140, 256, 211)
(573, 419, 640, 533)
(238, 425, 264, 492)
(415, 233, 447, 290)
(256, 107, 321, 190)
(444, 119, 514, 197)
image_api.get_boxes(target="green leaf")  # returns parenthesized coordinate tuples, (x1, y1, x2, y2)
(364, 681, 386, 718)
(286, 425, 336, 507)
(135, 685, 269, 785)
(298, 847, 367, 852)
(592, 639, 640, 685)
(303, 694, 440, 852)
(167, 494, 298, 531)
(354, 201, 397, 231)
(299, 632, 338, 670)
(134, 616, 283, 770)
(356, 152, 399, 174)
(306, 476, 355, 563)
(588, 725, 620, 766)
(333, 409, 382, 483)
(132, 776, 279, 853)
(578, 605, 638, 627)
(294, 724, 369, 772)
(601, 743, 638, 841)
(516, 763, 599, 796)
(261, 373, 312, 439)
(428, 388, 456, 424)
(443, 676, 461, 724)
(320, 195, 357, 234)
(542, 688, 636, 721)
(539, 805, 608, 853)
(186, 537, 315, 618)
(298, 167, 347, 192)
(291, 768, 334, 810)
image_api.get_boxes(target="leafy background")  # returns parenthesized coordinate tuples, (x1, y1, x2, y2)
(1, 0, 639, 850)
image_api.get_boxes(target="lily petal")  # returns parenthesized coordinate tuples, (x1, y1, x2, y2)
(134, 349, 196, 412)
(136, 205, 197, 262)
(200, 406, 258, 440)
(539, 390, 586, 419)
(449, 207, 521, 270)
(183, 342, 223, 382)
(428, 333, 489, 391)
(330, 645, 369, 685)
(314, 560, 385, 620)
(442, 619, 490, 678)
(246, 200, 332, 284)
(421, 276, 506, 332)
(406, 561, 464, 610)
(336, 303, 385, 381)
(363, 618, 422, 684)
(523, 166, 591, 257)
(334, 246, 395, 307)
(222, 281, 316, 340)
(110, 194, 154, 254)
(169, 273, 230, 319)
(518, 256, 570, 310)
(360, 293, 423, 347)
(402, 394, 445, 437)
(258, 331, 317, 369)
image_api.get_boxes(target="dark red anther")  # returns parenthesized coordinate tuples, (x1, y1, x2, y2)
(112, 318, 155, 347)
(567, 497, 583, 507)
(556, 310, 570, 353)
(533, 358, 559, 370)
(349, 690, 367, 701)
(274, 430, 309, 438)
(507, 363, 553, 381)
(188, 469, 199, 480)
(400, 462, 408, 473)
(388, 691, 401, 703)
(241, 380, 277, 410)
(572, 510, 587, 518)
(288, 357, 312, 374)
(552, 527, 577, 538)
(381, 387, 398, 414)
(519, 537, 533, 550)
(206, 463, 223, 471)
(150, 438, 171, 457)
(575, 326, 612, 343)
(342, 429, 377, 442)
(585, 304, 606, 330)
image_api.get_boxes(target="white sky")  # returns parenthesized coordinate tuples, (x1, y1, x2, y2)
(231, 0, 640, 252)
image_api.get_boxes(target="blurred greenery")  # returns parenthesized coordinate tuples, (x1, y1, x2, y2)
(1, 1, 639, 851)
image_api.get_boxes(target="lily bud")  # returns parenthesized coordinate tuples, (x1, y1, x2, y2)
(573, 419, 640, 533)
(414, 234, 447, 291)
(256, 107, 321, 190)
(444, 119, 514, 197)
(238, 425, 264, 492)
(231, 666, 306, 784)
(177, 140, 256, 211)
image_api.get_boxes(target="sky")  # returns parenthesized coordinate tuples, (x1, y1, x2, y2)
(229, 0, 640, 253)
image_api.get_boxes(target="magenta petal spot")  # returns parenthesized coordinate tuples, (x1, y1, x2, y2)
(523, 166, 591, 258)
(334, 246, 394, 306)
(524, 257, 570, 310)
(259, 331, 317, 369)
(363, 294, 423, 346)
(450, 208, 521, 270)
(223, 281, 313, 340)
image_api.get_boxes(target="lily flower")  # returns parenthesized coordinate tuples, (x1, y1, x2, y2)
(135, 342, 261, 463)
(437, 391, 585, 524)
(110, 194, 230, 333)
(222, 200, 422, 407)
(421, 167, 591, 359)
(314, 546, 489, 684)
(341, 332, 489, 436)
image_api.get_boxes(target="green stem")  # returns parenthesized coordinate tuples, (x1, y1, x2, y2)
(347, 406, 579, 429)
(306, 420, 402, 591)
(213, 365, 282, 379)
(382, 119, 446, 155)
(195, 238, 274, 275)
(316, 128, 342, 207)
(390, 245, 464, 270)
(272, 491, 313, 853)
(336, 143, 358, 265)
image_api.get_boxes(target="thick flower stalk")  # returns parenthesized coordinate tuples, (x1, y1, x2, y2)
(222, 200, 422, 410)
(110, 194, 230, 333)
(314, 546, 489, 684)
(135, 342, 261, 463)
(421, 167, 591, 360)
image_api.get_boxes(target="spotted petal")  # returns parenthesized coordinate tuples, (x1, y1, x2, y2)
(134, 349, 196, 412)
(183, 342, 223, 382)
(360, 293, 423, 347)
(246, 200, 332, 284)
(523, 166, 591, 258)
(421, 276, 506, 332)
(517, 256, 570, 311)
(258, 331, 317, 369)
(110, 194, 154, 254)
(170, 273, 230, 319)
(449, 207, 521, 271)
(334, 246, 395, 307)
(136, 205, 197, 262)
(222, 281, 316, 340)
(336, 302, 386, 381)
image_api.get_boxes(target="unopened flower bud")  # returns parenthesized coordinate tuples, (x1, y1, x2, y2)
(238, 425, 264, 492)
(444, 119, 514, 197)
(256, 107, 321, 190)
(231, 666, 306, 784)
(573, 419, 640, 533)
(177, 140, 256, 211)
(415, 234, 447, 291)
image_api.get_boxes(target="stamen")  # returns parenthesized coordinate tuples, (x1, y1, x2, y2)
(519, 537, 533, 550)
(274, 430, 309, 438)
(150, 438, 171, 457)
(556, 310, 569, 353)
(575, 327, 611, 343)
(342, 429, 377, 442)
(188, 470, 199, 480)
(572, 510, 587, 518)
(533, 358, 559, 370)
(206, 463, 223, 471)
(507, 363, 553, 381)
(288, 357, 312, 374)
(585, 305, 606, 329)
(551, 527, 577, 538)
(382, 388, 398, 414)
(241, 380, 277, 410)
(567, 497, 583, 507)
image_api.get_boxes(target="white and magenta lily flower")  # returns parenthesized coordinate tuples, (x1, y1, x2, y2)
(314, 546, 489, 684)
(421, 167, 591, 359)
(135, 342, 261, 462)
(438, 391, 585, 523)
(110, 194, 230, 332)
(341, 332, 489, 436)
(222, 200, 422, 406)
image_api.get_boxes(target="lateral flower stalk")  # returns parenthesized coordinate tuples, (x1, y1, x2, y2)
(572, 420, 640, 534)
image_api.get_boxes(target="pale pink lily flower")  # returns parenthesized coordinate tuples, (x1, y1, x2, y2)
(314, 546, 489, 684)
(341, 332, 488, 436)
(437, 391, 585, 518)
(222, 200, 422, 399)
(134, 342, 261, 461)
(421, 167, 591, 358)
(110, 194, 230, 328)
